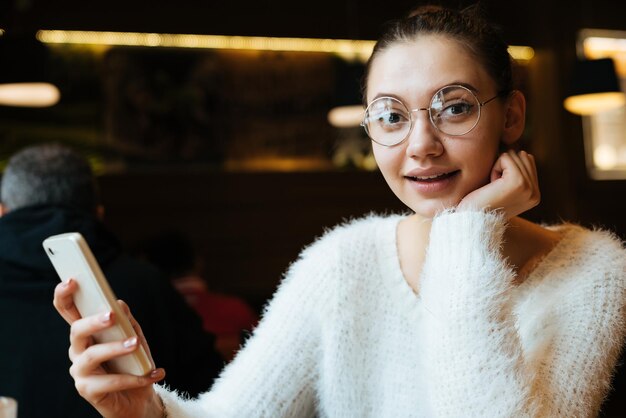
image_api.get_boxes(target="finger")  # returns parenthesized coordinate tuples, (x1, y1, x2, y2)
(492, 151, 521, 182)
(117, 300, 155, 369)
(53, 279, 82, 324)
(71, 335, 146, 376)
(74, 368, 165, 401)
(507, 150, 532, 184)
(505, 150, 541, 212)
(490, 153, 505, 182)
(528, 153, 538, 178)
(519, 151, 538, 184)
(520, 152, 541, 204)
(69, 311, 115, 357)
(514, 151, 539, 193)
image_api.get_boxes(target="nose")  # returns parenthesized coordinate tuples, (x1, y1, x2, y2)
(404, 111, 444, 159)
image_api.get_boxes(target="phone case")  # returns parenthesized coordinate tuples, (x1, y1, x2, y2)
(43, 232, 153, 376)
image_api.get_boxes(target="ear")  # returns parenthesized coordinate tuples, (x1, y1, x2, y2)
(501, 90, 526, 146)
(0, 204, 6, 217)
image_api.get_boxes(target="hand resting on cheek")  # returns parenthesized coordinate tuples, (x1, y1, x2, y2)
(457, 149, 540, 219)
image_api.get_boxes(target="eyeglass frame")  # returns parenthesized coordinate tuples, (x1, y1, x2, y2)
(360, 84, 504, 147)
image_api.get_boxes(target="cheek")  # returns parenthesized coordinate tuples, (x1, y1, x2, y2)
(457, 138, 500, 182)
(473, 154, 497, 182)
(372, 144, 387, 171)
(372, 144, 401, 178)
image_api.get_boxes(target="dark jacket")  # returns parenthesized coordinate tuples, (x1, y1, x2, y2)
(0, 205, 224, 418)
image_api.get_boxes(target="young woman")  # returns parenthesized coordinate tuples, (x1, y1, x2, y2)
(53, 5, 626, 418)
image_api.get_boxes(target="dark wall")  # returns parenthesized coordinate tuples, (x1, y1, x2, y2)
(99, 170, 406, 311)
(4, 0, 626, 42)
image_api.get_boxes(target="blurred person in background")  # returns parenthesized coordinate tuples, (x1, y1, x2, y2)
(137, 231, 258, 362)
(0, 143, 224, 418)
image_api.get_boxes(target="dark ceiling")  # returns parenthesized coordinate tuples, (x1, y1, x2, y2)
(1, 0, 625, 48)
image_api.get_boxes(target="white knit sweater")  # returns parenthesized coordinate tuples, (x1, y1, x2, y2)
(156, 211, 626, 417)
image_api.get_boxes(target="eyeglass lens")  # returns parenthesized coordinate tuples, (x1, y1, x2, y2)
(363, 86, 482, 146)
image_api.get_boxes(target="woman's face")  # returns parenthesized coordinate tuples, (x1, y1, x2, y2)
(367, 35, 508, 218)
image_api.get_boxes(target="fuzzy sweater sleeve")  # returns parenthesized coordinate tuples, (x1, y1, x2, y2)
(419, 210, 626, 418)
(154, 236, 337, 418)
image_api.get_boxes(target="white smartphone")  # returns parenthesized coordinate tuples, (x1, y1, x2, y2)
(43, 232, 153, 376)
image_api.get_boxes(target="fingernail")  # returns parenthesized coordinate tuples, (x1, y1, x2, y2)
(150, 368, 162, 378)
(123, 336, 137, 348)
(61, 279, 71, 288)
(100, 311, 112, 323)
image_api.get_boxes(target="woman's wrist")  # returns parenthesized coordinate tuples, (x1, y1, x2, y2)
(158, 393, 169, 418)
(146, 391, 168, 418)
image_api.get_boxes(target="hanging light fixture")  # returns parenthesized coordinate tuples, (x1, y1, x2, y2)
(0, 34, 60, 107)
(563, 57, 625, 115)
(327, 58, 364, 128)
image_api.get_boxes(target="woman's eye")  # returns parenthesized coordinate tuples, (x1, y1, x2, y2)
(374, 111, 407, 127)
(375, 111, 409, 131)
(382, 112, 400, 123)
(441, 102, 473, 117)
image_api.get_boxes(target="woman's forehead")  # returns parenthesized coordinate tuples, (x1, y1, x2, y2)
(366, 36, 493, 102)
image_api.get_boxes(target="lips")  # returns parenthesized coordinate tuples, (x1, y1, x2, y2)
(403, 169, 460, 194)
(404, 170, 460, 182)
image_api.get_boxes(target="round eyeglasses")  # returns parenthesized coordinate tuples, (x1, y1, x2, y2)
(361, 84, 501, 147)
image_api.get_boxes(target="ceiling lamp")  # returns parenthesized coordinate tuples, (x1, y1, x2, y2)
(0, 35, 60, 107)
(327, 59, 364, 128)
(563, 57, 625, 115)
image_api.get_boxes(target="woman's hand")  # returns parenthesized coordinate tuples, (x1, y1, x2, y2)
(53, 279, 166, 418)
(457, 150, 540, 219)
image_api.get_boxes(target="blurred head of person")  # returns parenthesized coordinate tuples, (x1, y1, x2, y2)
(0, 143, 100, 216)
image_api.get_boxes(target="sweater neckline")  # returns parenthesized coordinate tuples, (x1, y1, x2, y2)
(515, 222, 583, 289)
(376, 215, 422, 306)
(375, 214, 582, 303)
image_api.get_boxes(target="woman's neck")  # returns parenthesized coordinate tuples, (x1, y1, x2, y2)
(396, 212, 562, 293)
(396, 214, 431, 293)
(502, 216, 563, 282)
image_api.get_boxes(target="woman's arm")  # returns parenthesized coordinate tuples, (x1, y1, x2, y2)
(55, 235, 336, 418)
(156, 239, 336, 417)
(420, 210, 535, 417)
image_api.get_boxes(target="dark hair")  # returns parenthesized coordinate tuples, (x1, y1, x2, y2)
(362, 4, 514, 103)
(0, 143, 98, 212)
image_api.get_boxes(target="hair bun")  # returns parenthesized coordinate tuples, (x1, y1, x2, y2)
(407, 5, 445, 18)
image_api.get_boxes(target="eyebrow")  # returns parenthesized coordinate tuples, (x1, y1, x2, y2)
(370, 81, 480, 104)
(449, 81, 479, 93)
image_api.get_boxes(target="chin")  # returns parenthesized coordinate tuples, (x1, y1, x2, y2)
(405, 197, 460, 219)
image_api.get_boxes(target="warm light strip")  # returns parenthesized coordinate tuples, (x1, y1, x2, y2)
(37, 30, 375, 59)
(36, 30, 534, 62)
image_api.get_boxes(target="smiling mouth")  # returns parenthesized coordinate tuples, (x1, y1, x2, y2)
(405, 170, 460, 182)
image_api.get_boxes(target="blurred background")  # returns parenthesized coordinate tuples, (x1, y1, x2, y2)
(1, 0, 625, 312)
